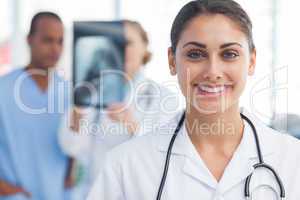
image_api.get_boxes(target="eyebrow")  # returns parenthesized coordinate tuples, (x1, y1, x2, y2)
(183, 42, 206, 49)
(182, 41, 243, 49)
(220, 42, 243, 49)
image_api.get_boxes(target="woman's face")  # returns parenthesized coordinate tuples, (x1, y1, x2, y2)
(124, 23, 147, 79)
(168, 14, 256, 114)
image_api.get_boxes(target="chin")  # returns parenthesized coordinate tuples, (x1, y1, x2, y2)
(189, 99, 234, 115)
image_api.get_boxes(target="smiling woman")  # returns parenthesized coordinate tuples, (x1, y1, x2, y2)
(87, 1, 300, 200)
(169, 13, 256, 115)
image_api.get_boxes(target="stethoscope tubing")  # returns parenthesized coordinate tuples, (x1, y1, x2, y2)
(156, 111, 285, 200)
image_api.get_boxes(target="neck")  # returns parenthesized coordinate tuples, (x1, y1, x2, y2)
(186, 104, 244, 149)
(25, 63, 52, 92)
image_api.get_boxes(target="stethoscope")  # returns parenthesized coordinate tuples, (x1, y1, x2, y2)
(156, 111, 285, 200)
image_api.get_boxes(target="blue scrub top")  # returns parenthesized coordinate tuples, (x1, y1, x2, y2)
(0, 68, 70, 200)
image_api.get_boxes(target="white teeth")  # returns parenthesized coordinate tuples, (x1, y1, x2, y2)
(198, 85, 225, 93)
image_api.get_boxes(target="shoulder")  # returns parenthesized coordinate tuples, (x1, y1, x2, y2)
(270, 128, 300, 155)
(0, 68, 24, 99)
(242, 109, 300, 155)
(0, 68, 23, 86)
(261, 119, 300, 148)
(258, 119, 300, 160)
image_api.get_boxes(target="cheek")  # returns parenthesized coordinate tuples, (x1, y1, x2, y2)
(176, 60, 199, 96)
(126, 47, 142, 63)
(227, 66, 248, 99)
(36, 43, 50, 54)
(223, 57, 249, 80)
(32, 44, 46, 58)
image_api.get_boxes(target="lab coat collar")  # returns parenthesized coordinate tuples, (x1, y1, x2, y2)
(239, 107, 275, 158)
(157, 108, 275, 158)
(217, 108, 275, 193)
(156, 108, 276, 191)
(156, 111, 188, 156)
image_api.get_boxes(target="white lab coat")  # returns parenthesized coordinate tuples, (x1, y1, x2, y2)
(87, 109, 300, 200)
(59, 73, 179, 182)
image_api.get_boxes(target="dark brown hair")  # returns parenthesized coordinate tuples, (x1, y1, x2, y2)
(170, 0, 255, 53)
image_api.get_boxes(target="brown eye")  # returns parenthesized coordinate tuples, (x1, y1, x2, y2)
(186, 49, 207, 60)
(222, 50, 239, 60)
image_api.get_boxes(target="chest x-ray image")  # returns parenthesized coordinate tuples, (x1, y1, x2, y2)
(73, 21, 126, 108)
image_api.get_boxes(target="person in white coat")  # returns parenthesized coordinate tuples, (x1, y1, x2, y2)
(87, 0, 300, 199)
(59, 20, 179, 198)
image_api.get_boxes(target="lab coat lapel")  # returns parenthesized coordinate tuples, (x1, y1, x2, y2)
(181, 153, 219, 189)
(157, 117, 219, 188)
(180, 122, 220, 188)
(156, 110, 276, 193)
(217, 120, 256, 193)
(218, 109, 276, 194)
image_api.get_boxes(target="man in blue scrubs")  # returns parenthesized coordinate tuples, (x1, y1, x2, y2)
(0, 12, 71, 199)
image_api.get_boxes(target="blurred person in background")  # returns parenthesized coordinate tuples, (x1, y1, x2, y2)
(0, 12, 72, 200)
(59, 19, 178, 199)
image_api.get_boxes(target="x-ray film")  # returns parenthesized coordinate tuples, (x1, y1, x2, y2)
(73, 21, 126, 108)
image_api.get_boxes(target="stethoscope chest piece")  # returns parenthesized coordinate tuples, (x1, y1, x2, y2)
(248, 184, 281, 200)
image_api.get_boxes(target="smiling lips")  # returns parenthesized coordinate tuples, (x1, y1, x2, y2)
(194, 84, 232, 97)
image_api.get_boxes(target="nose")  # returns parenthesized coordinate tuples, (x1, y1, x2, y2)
(202, 55, 223, 82)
